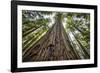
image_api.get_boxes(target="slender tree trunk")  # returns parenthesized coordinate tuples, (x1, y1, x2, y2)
(67, 32, 81, 59)
(23, 24, 43, 38)
(71, 30, 90, 59)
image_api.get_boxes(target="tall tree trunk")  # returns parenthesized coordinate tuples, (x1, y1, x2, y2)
(71, 30, 90, 59)
(67, 32, 81, 59)
(23, 14, 82, 62)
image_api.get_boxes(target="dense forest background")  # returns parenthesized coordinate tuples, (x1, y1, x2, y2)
(22, 10, 90, 62)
